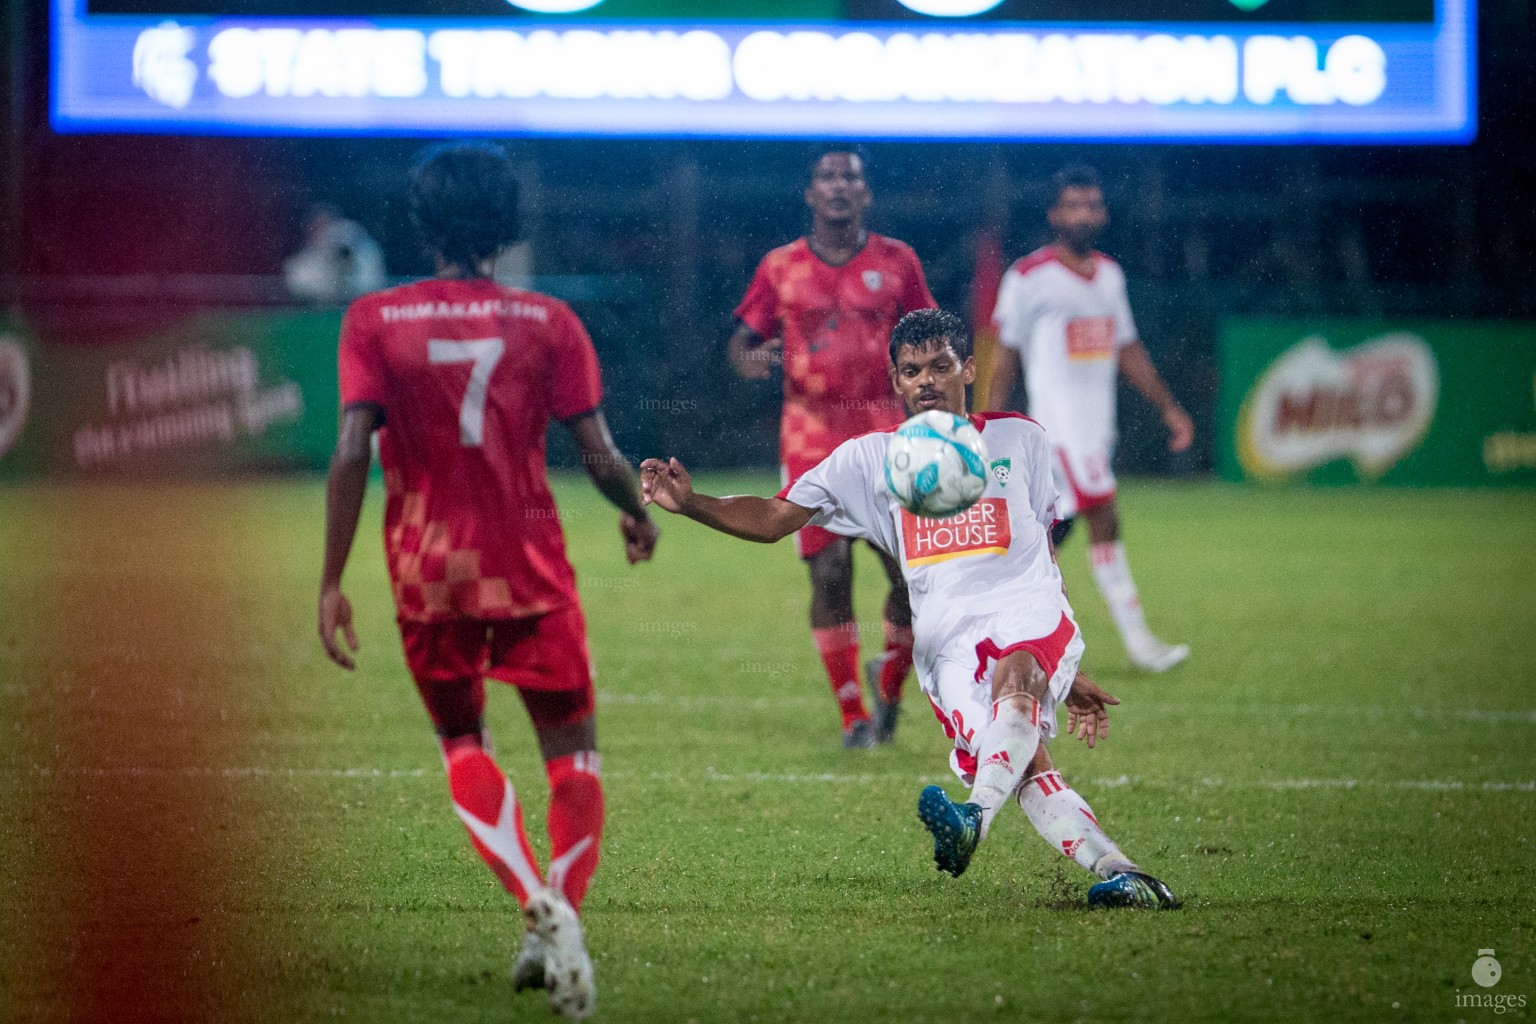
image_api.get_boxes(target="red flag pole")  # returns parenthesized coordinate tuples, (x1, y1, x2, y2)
(970, 226, 1005, 411)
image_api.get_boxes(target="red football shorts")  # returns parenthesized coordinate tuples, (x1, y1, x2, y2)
(399, 604, 595, 732)
(780, 460, 844, 560)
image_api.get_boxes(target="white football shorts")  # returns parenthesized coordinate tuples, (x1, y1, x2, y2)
(1051, 440, 1116, 520)
(917, 597, 1085, 786)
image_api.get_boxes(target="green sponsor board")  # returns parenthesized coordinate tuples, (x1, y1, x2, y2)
(1219, 319, 1536, 487)
(0, 311, 342, 479)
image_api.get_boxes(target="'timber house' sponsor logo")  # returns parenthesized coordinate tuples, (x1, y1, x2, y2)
(1238, 332, 1438, 480)
(901, 497, 1011, 567)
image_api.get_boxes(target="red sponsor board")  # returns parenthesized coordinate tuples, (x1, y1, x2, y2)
(901, 497, 1011, 567)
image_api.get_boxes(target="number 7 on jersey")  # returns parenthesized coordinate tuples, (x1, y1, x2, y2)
(428, 338, 505, 447)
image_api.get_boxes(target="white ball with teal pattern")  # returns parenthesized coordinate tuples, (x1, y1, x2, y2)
(884, 411, 991, 519)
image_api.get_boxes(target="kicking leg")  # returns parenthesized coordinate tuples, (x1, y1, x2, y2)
(968, 649, 1049, 836)
(807, 538, 872, 747)
(918, 649, 1047, 877)
(1083, 501, 1188, 673)
(1016, 741, 1178, 909)
(1016, 743, 1134, 877)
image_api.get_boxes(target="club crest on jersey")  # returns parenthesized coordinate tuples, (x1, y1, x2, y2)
(862, 270, 883, 292)
(990, 458, 1011, 486)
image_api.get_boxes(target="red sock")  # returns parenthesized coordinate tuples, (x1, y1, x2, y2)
(813, 624, 866, 729)
(446, 744, 543, 905)
(545, 751, 604, 911)
(879, 621, 914, 704)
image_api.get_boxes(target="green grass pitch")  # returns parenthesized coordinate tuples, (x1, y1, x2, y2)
(1, 476, 1533, 1022)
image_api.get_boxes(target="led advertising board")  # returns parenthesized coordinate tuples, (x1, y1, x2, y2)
(51, 0, 1476, 142)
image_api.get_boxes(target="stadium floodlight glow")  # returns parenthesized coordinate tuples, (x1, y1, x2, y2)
(894, 0, 1007, 16)
(49, 0, 1476, 142)
(505, 0, 607, 12)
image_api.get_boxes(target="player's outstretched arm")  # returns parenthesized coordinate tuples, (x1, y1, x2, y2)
(640, 457, 813, 544)
(1119, 341, 1194, 453)
(319, 405, 379, 670)
(564, 409, 658, 564)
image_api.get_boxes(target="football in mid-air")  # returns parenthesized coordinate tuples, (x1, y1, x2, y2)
(884, 410, 990, 519)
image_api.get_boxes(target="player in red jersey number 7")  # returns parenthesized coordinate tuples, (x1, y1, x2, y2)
(642, 309, 1176, 909)
(318, 143, 658, 1019)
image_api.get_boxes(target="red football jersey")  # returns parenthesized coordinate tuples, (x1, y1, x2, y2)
(338, 277, 602, 623)
(734, 234, 936, 475)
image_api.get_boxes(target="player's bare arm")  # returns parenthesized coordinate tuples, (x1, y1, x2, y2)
(319, 404, 380, 670)
(640, 457, 813, 543)
(1119, 341, 1194, 453)
(564, 409, 658, 564)
(727, 323, 781, 382)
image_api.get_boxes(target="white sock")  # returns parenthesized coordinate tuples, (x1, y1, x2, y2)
(1017, 770, 1137, 878)
(967, 697, 1040, 839)
(1089, 541, 1150, 645)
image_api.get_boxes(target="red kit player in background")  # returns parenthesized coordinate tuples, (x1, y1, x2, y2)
(318, 143, 657, 1020)
(728, 146, 937, 749)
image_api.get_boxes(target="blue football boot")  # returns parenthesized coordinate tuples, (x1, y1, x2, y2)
(917, 785, 982, 877)
(864, 654, 901, 744)
(1087, 870, 1180, 910)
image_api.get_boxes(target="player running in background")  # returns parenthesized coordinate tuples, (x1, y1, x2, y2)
(318, 143, 658, 1019)
(986, 163, 1194, 673)
(644, 309, 1176, 909)
(728, 145, 937, 748)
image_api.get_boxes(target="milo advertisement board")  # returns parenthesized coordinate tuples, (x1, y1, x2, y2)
(0, 311, 341, 479)
(1220, 319, 1536, 487)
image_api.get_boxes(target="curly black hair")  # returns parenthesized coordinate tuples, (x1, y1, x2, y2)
(409, 142, 521, 271)
(888, 308, 971, 366)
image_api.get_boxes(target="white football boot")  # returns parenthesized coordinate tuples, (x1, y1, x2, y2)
(523, 887, 595, 1019)
(1126, 633, 1190, 673)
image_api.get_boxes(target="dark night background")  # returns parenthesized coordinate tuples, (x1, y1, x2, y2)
(2, 0, 1531, 471)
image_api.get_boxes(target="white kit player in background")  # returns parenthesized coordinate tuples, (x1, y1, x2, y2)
(987, 163, 1195, 673)
(638, 309, 1177, 909)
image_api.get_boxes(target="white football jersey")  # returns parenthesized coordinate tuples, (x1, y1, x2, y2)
(785, 412, 1070, 671)
(991, 247, 1137, 451)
